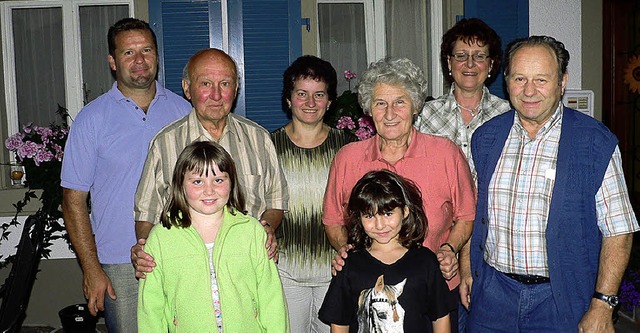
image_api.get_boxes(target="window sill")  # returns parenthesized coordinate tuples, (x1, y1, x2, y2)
(0, 187, 43, 217)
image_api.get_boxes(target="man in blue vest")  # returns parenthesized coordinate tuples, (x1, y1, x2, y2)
(461, 35, 639, 332)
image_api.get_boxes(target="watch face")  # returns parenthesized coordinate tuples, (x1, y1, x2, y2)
(609, 295, 619, 307)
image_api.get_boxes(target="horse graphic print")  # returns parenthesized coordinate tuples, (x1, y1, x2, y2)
(356, 274, 406, 332)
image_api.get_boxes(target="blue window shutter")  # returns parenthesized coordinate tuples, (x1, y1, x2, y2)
(149, 0, 301, 130)
(464, 0, 528, 99)
(241, 0, 301, 131)
(149, 0, 212, 96)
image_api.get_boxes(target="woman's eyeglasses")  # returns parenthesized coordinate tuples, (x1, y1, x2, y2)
(451, 53, 489, 63)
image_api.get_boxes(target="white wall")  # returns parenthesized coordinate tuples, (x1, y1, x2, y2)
(0, 216, 74, 260)
(529, 0, 581, 89)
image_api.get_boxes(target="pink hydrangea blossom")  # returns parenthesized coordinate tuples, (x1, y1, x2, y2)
(34, 149, 55, 166)
(5, 123, 68, 166)
(355, 127, 374, 141)
(36, 126, 53, 139)
(17, 141, 39, 160)
(336, 116, 356, 130)
(4, 133, 25, 150)
(358, 116, 375, 131)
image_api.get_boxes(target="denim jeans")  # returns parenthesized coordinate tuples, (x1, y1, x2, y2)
(467, 264, 562, 332)
(458, 300, 468, 332)
(102, 263, 138, 333)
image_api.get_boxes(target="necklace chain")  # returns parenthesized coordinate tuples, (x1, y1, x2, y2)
(457, 103, 481, 116)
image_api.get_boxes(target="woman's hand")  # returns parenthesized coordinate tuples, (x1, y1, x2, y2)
(331, 244, 353, 276)
(436, 243, 459, 280)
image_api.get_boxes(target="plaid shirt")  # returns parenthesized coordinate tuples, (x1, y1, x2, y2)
(415, 84, 511, 181)
(485, 104, 639, 276)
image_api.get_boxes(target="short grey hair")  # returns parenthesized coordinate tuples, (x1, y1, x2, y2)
(504, 35, 570, 85)
(356, 57, 428, 115)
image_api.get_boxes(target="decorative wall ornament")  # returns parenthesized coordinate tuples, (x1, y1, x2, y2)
(624, 55, 640, 94)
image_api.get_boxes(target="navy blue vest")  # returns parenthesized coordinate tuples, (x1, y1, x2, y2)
(470, 107, 618, 330)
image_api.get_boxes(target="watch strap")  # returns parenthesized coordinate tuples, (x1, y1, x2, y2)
(593, 291, 618, 308)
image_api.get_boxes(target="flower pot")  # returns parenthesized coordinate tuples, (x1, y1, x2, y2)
(23, 159, 61, 190)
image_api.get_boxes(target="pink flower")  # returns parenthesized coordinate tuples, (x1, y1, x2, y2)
(344, 70, 357, 80)
(36, 126, 53, 138)
(5, 133, 25, 150)
(358, 116, 375, 131)
(17, 141, 39, 160)
(355, 127, 374, 141)
(336, 116, 356, 130)
(34, 149, 55, 166)
(22, 124, 33, 134)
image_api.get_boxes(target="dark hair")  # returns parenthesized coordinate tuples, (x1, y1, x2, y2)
(347, 170, 427, 250)
(281, 55, 338, 117)
(161, 141, 245, 229)
(440, 18, 502, 83)
(108, 18, 157, 57)
(504, 35, 570, 85)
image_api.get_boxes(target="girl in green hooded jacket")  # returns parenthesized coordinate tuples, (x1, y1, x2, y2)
(138, 141, 289, 332)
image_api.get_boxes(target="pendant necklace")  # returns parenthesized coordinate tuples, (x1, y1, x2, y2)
(457, 103, 481, 117)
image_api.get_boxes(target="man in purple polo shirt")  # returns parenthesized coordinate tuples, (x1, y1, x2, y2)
(60, 18, 190, 332)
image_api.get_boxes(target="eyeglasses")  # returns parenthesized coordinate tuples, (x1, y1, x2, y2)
(451, 52, 489, 63)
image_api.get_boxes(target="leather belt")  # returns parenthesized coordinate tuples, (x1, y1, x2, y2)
(504, 273, 550, 284)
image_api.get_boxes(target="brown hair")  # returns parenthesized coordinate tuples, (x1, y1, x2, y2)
(347, 170, 427, 250)
(440, 18, 502, 83)
(160, 141, 245, 229)
(108, 18, 157, 57)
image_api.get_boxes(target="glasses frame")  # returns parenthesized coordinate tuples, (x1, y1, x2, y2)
(451, 52, 489, 63)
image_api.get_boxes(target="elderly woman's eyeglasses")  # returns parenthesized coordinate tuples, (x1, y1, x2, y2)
(451, 53, 489, 63)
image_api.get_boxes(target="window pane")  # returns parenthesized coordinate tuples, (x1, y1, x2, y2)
(318, 3, 367, 94)
(12, 7, 65, 126)
(80, 5, 130, 104)
(385, 0, 432, 96)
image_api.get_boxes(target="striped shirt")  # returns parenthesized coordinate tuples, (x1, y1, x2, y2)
(134, 110, 289, 223)
(415, 84, 511, 181)
(485, 104, 639, 276)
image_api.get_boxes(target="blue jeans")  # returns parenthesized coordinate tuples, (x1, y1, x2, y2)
(458, 301, 468, 333)
(467, 264, 562, 332)
(102, 263, 138, 333)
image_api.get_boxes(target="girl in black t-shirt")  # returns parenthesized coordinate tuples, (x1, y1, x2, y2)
(319, 170, 453, 333)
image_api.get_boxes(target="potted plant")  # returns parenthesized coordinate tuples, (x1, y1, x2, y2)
(326, 70, 376, 141)
(0, 105, 71, 267)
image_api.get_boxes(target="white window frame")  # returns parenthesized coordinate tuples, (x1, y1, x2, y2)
(315, 0, 443, 96)
(1, 0, 134, 138)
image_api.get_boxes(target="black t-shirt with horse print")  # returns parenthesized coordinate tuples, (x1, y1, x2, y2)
(319, 246, 456, 332)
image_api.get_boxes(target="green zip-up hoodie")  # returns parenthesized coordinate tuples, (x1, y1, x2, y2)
(138, 207, 289, 332)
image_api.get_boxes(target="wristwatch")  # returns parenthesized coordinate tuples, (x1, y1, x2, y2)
(593, 291, 619, 308)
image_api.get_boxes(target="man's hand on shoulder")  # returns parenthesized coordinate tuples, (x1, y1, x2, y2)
(131, 238, 155, 279)
(261, 220, 279, 262)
